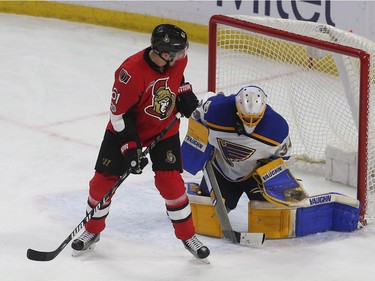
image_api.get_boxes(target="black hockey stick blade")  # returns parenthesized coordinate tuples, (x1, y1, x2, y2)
(27, 236, 71, 261)
(27, 248, 59, 262)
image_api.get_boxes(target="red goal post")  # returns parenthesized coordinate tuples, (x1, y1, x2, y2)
(208, 14, 375, 223)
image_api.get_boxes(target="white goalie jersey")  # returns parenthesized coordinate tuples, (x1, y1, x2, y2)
(196, 93, 291, 182)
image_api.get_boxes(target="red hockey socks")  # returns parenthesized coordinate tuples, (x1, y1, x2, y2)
(85, 171, 119, 234)
(155, 170, 195, 240)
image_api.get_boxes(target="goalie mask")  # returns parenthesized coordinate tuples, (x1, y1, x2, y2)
(151, 24, 189, 62)
(235, 85, 267, 130)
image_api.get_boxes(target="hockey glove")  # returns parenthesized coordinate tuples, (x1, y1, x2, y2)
(121, 141, 148, 174)
(176, 83, 199, 118)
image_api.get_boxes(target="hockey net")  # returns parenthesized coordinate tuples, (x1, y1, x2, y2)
(208, 15, 375, 223)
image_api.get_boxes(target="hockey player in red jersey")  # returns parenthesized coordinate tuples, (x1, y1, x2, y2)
(71, 24, 210, 261)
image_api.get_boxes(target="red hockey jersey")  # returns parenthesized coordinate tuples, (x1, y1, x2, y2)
(107, 47, 187, 146)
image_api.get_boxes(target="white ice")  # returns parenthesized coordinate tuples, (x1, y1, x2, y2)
(1, 13, 375, 281)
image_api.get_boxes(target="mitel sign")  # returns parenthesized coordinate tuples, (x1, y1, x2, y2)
(216, 0, 335, 26)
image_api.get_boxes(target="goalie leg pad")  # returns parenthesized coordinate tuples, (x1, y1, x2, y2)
(248, 201, 292, 239)
(186, 184, 222, 238)
(295, 204, 334, 237)
(295, 202, 359, 237)
(249, 193, 360, 238)
(332, 203, 360, 232)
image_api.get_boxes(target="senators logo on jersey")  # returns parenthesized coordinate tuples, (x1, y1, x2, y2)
(145, 78, 176, 120)
(119, 68, 131, 84)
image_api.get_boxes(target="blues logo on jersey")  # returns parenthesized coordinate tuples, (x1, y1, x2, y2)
(217, 138, 255, 166)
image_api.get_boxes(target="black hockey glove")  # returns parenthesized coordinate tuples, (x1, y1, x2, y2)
(118, 114, 148, 174)
(121, 142, 148, 174)
(176, 83, 199, 118)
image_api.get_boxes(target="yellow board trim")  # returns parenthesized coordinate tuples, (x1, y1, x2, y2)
(217, 28, 339, 75)
(0, 1, 208, 44)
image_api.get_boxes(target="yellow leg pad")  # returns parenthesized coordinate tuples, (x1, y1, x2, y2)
(248, 201, 291, 239)
(188, 195, 222, 238)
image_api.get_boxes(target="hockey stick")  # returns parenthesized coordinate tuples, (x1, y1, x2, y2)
(27, 113, 181, 262)
(203, 161, 265, 246)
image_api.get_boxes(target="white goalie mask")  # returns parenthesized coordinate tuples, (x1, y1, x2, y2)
(235, 85, 267, 129)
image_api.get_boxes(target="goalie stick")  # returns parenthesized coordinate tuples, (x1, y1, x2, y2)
(203, 161, 265, 246)
(27, 113, 181, 262)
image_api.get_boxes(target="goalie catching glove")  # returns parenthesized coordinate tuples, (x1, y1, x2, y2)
(176, 83, 199, 118)
(253, 158, 308, 206)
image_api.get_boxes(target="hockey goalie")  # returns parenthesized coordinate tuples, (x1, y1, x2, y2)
(181, 86, 360, 239)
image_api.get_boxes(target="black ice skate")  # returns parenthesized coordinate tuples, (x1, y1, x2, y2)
(182, 235, 210, 262)
(71, 230, 100, 256)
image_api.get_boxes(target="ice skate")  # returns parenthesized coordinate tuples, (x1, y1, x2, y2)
(182, 235, 210, 263)
(71, 230, 100, 257)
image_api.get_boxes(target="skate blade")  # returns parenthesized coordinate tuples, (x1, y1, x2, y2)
(71, 244, 96, 257)
(192, 253, 210, 264)
(199, 257, 210, 264)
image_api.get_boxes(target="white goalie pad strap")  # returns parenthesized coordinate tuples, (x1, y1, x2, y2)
(293, 192, 359, 208)
(167, 203, 192, 222)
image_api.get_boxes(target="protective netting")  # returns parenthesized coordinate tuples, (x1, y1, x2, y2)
(209, 15, 375, 222)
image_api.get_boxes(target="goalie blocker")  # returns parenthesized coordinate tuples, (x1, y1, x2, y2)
(182, 123, 360, 238)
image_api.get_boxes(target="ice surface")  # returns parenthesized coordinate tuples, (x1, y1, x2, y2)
(1, 13, 374, 281)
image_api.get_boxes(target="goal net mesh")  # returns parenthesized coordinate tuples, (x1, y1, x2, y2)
(208, 15, 375, 222)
